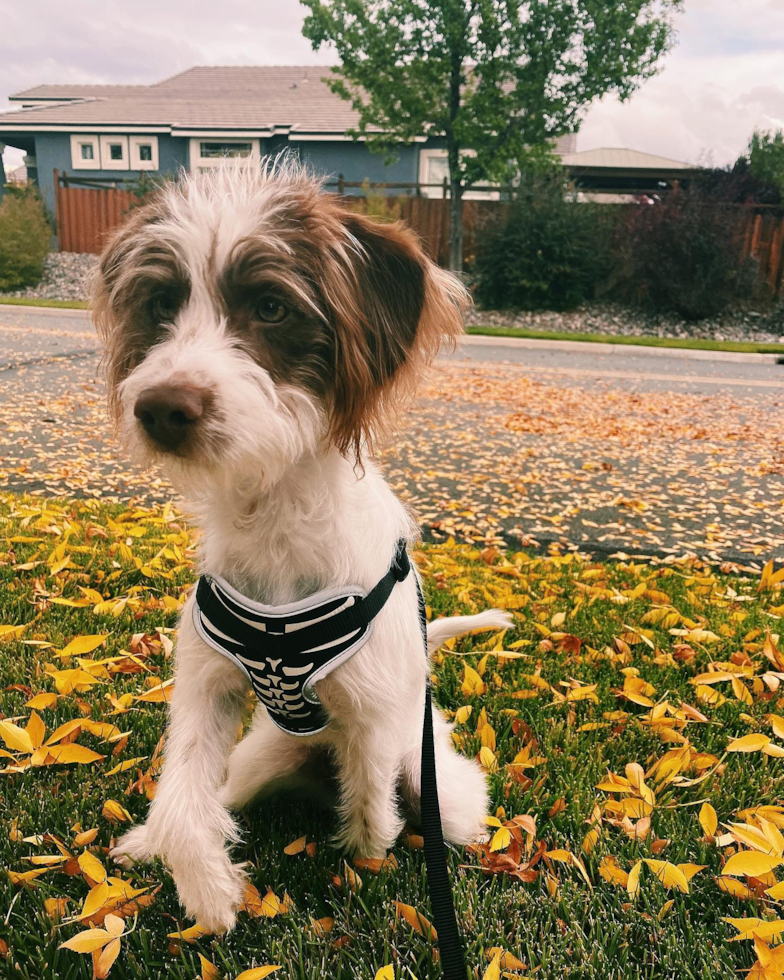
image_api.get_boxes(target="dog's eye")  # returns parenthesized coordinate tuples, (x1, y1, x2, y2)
(255, 298, 287, 324)
(150, 294, 179, 324)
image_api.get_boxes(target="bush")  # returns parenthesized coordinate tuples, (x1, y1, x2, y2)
(0, 186, 52, 291)
(612, 187, 757, 321)
(472, 175, 616, 311)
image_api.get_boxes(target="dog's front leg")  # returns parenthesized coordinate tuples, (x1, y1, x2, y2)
(332, 721, 406, 859)
(112, 608, 248, 932)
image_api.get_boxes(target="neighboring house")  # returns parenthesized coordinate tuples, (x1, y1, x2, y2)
(561, 147, 698, 201)
(0, 65, 577, 216)
(7, 163, 28, 184)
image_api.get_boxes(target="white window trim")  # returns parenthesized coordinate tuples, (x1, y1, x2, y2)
(189, 137, 260, 171)
(99, 135, 130, 171)
(70, 134, 101, 170)
(418, 149, 500, 201)
(129, 135, 159, 171)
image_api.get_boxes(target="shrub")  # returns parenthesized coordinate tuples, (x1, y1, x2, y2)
(0, 186, 52, 291)
(472, 175, 617, 311)
(612, 187, 757, 321)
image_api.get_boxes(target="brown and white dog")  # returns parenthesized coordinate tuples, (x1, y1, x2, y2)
(95, 161, 510, 932)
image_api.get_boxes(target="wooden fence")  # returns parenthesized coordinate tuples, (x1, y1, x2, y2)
(54, 170, 137, 254)
(52, 169, 784, 297)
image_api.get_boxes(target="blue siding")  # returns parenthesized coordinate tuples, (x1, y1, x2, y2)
(291, 140, 420, 194)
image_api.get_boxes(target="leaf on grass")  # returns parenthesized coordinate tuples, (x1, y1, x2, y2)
(374, 968, 394, 980)
(486, 947, 527, 971)
(699, 802, 718, 838)
(723, 852, 784, 877)
(77, 850, 107, 883)
(283, 835, 307, 856)
(234, 968, 281, 980)
(483, 950, 502, 980)
(727, 734, 771, 753)
(101, 800, 132, 824)
(394, 901, 437, 941)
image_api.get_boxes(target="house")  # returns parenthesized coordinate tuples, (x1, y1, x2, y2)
(561, 147, 698, 201)
(0, 65, 576, 216)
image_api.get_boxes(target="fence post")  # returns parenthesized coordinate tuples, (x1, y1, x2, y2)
(337, 173, 345, 196)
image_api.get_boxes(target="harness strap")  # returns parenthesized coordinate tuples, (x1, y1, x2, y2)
(416, 581, 468, 980)
(195, 539, 410, 657)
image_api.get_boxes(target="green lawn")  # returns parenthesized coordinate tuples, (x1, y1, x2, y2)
(1, 494, 784, 980)
(0, 297, 89, 310)
(468, 325, 784, 355)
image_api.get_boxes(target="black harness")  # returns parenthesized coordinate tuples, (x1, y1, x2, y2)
(193, 541, 468, 979)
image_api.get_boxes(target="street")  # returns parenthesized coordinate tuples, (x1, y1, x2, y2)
(2, 304, 783, 563)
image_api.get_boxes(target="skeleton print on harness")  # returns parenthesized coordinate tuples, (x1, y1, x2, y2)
(193, 541, 411, 736)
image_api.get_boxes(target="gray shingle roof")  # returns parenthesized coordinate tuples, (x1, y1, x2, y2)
(4, 67, 361, 134)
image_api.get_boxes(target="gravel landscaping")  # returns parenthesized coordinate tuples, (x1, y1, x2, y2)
(1, 251, 96, 301)
(3, 251, 784, 344)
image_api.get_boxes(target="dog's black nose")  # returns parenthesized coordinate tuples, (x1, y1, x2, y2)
(134, 385, 207, 451)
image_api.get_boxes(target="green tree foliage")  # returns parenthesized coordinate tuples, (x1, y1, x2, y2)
(748, 129, 784, 192)
(0, 186, 52, 291)
(301, 0, 683, 270)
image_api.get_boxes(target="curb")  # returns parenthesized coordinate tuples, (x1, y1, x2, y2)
(462, 333, 784, 364)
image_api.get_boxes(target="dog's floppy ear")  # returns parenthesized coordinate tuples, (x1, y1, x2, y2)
(326, 210, 467, 458)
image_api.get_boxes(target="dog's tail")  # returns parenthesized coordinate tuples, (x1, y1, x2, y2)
(425, 610, 514, 655)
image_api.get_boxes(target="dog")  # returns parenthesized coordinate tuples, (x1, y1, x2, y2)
(95, 160, 511, 933)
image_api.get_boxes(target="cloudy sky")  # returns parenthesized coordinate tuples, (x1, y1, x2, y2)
(2, 0, 783, 173)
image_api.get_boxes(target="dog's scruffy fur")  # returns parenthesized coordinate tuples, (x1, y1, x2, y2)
(95, 160, 510, 932)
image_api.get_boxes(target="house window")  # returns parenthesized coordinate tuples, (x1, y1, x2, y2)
(70, 134, 101, 170)
(129, 135, 159, 171)
(99, 136, 129, 171)
(189, 138, 260, 172)
(418, 149, 500, 201)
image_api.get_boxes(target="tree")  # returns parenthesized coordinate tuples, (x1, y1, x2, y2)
(748, 129, 784, 192)
(301, 0, 683, 271)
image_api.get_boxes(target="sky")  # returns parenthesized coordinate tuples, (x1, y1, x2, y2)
(1, 0, 784, 174)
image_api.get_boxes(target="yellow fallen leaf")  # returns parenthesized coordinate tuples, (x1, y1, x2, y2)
(26, 692, 59, 711)
(284, 836, 307, 856)
(374, 968, 394, 980)
(699, 802, 718, 838)
(0, 720, 34, 755)
(483, 950, 502, 980)
(56, 635, 109, 659)
(199, 955, 223, 980)
(77, 851, 107, 884)
(394, 901, 437, 941)
(727, 734, 771, 753)
(485, 948, 527, 971)
(59, 926, 116, 953)
(44, 744, 105, 765)
(234, 969, 281, 980)
(724, 917, 784, 942)
(490, 827, 512, 852)
(723, 852, 784, 878)
(135, 679, 174, 703)
(101, 800, 132, 824)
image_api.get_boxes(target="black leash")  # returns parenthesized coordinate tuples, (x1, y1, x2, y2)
(416, 581, 468, 979)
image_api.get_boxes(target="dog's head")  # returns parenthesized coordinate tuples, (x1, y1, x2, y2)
(93, 162, 466, 494)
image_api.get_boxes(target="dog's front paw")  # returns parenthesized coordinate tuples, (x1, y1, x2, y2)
(172, 857, 246, 934)
(110, 823, 154, 869)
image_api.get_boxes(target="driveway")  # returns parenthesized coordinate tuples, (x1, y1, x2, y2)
(2, 304, 783, 564)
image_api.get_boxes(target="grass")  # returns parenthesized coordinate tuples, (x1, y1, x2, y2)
(1, 494, 784, 980)
(0, 297, 89, 311)
(467, 325, 784, 355)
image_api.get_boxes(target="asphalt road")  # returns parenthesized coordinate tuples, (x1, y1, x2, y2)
(2, 304, 783, 564)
